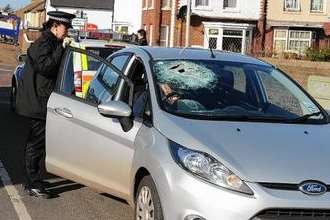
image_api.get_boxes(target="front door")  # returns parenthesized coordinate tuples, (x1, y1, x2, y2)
(46, 49, 141, 198)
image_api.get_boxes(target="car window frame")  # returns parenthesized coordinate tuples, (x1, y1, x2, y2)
(93, 53, 134, 100)
(113, 55, 154, 125)
(55, 47, 134, 107)
(107, 53, 133, 71)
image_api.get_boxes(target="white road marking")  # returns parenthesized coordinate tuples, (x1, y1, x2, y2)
(0, 68, 13, 72)
(0, 160, 32, 220)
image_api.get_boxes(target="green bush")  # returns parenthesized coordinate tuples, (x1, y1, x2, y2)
(305, 47, 330, 61)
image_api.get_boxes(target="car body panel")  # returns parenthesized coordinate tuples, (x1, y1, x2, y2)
(46, 92, 142, 199)
(153, 110, 330, 184)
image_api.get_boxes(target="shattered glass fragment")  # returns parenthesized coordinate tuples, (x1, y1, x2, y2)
(154, 61, 218, 90)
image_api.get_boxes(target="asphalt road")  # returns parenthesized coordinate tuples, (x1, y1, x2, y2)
(0, 86, 134, 219)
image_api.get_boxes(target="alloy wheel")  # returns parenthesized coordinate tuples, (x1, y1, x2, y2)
(136, 186, 155, 220)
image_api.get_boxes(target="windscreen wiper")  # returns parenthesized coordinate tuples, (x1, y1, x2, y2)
(193, 113, 289, 122)
(291, 111, 322, 122)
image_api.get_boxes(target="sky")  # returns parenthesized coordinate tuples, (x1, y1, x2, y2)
(0, 0, 31, 10)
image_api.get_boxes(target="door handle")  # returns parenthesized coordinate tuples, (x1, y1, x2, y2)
(54, 107, 73, 118)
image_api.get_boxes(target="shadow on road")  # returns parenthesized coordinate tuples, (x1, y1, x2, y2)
(46, 179, 85, 195)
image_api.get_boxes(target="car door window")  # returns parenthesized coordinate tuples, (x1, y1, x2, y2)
(118, 59, 150, 120)
(87, 54, 131, 104)
(61, 50, 103, 99)
(109, 54, 130, 71)
(60, 49, 126, 106)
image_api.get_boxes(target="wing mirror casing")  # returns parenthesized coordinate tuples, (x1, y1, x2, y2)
(98, 101, 132, 118)
(98, 101, 133, 132)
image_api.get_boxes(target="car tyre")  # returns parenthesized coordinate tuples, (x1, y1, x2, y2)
(135, 175, 164, 220)
(10, 81, 17, 111)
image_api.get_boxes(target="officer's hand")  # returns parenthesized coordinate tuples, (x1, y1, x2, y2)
(62, 37, 73, 48)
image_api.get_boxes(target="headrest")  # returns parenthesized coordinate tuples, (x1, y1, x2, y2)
(220, 70, 234, 88)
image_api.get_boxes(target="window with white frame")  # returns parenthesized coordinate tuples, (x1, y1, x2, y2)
(288, 31, 312, 53)
(274, 30, 288, 53)
(273, 29, 312, 54)
(162, 0, 171, 9)
(195, 0, 209, 7)
(311, 0, 324, 12)
(148, 0, 154, 9)
(160, 26, 169, 47)
(284, 0, 300, 11)
(223, 0, 238, 9)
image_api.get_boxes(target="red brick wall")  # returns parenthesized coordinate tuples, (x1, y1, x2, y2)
(142, 0, 180, 46)
(178, 21, 204, 47)
(264, 28, 274, 55)
(142, 0, 161, 46)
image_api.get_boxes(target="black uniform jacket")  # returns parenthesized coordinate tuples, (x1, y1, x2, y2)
(138, 38, 148, 46)
(16, 30, 64, 120)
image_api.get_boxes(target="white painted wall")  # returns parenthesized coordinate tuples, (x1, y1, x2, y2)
(113, 0, 142, 34)
(45, 0, 113, 30)
(182, 0, 261, 20)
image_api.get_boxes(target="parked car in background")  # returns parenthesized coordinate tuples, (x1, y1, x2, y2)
(45, 46, 330, 220)
(10, 39, 126, 111)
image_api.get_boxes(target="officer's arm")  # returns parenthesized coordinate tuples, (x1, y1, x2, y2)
(31, 41, 63, 77)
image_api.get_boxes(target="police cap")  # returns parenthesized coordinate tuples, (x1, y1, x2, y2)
(47, 11, 76, 28)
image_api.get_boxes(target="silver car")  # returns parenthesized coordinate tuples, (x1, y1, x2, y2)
(46, 46, 330, 220)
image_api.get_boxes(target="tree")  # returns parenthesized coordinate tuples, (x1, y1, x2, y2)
(3, 4, 14, 13)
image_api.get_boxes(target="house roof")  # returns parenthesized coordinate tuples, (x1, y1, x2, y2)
(50, 0, 114, 10)
(15, 0, 45, 18)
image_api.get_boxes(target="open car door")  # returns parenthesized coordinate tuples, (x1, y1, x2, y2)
(45, 47, 141, 198)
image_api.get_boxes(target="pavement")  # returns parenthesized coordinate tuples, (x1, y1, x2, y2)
(0, 43, 133, 220)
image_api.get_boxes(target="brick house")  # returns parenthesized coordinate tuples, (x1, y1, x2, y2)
(266, 0, 330, 55)
(141, 0, 174, 46)
(142, 0, 266, 55)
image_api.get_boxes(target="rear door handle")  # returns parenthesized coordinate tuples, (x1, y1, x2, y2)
(54, 107, 73, 118)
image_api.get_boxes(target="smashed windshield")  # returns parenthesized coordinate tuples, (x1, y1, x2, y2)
(152, 60, 326, 123)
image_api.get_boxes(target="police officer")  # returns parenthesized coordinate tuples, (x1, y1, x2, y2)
(16, 11, 75, 198)
(137, 29, 148, 46)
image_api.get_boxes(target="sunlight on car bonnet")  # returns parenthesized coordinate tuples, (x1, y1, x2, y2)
(154, 61, 218, 90)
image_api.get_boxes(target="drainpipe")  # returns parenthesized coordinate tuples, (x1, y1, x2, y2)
(169, 0, 177, 47)
(259, 0, 267, 52)
(185, 0, 191, 47)
(158, 0, 163, 46)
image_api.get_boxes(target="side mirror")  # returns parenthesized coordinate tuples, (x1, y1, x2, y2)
(17, 54, 27, 63)
(98, 101, 134, 132)
(98, 101, 132, 118)
(326, 109, 330, 115)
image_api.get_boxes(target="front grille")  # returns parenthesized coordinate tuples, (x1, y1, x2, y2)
(259, 182, 330, 192)
(252, 209, 330, 220)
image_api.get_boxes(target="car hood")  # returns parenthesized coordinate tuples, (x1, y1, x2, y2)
(155, 112, 330, 184)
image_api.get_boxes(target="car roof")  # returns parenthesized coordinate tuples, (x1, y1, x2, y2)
(73, 39, 132, 48)
(121, 47, 272, 66)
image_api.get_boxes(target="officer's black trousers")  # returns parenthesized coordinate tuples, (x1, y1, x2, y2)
(24, 119, 46, 189)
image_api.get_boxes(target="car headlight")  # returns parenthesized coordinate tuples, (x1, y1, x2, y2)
(169, 140, 253, 195)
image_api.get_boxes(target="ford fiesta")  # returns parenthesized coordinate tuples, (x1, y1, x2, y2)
(46, 46, 330, 220)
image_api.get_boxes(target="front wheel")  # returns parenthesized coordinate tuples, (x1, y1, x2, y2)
(135, 175, 164, 220)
